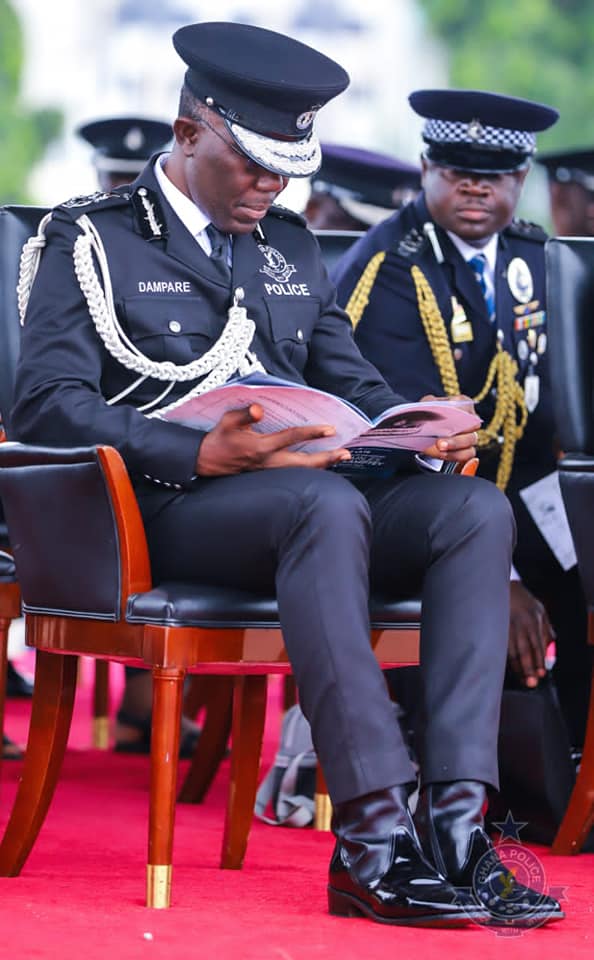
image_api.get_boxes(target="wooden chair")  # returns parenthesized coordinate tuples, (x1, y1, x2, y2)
(0, 442, 421, 907)
(546, 236, 594, 854)
(0, 204, 111, 747)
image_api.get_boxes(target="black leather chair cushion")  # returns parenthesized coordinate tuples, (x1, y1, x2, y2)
(126, 582, 421, 629)
(0, 445, 121, 619)
(0, 205, 50, 432)
(0, 549, 16, 582)
(546, 238, 594, 453)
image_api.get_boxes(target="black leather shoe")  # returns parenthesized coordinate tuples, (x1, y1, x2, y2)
(416, 781, 564, 927)
(329, 828, 485, 926)
(328, 784, 486, 926)
(6, 661, 34, 698)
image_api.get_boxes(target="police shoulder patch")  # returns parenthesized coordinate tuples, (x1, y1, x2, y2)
(506, 218, 548, 243)
(267, 204, 307, 227)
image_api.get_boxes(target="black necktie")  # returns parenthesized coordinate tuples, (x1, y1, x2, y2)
(206, 223, 232, 285)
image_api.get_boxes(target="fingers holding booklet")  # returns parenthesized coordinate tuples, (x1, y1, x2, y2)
(158, 374, 481, 476)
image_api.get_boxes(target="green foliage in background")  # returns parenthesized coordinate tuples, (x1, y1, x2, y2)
(418, 0, 594, 152)
(0, 0, 62, 203)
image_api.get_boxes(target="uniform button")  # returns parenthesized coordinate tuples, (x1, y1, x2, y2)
(168, 320, 182, 333)
(453, 348, 463, 361)
(296, 328, 304, 341)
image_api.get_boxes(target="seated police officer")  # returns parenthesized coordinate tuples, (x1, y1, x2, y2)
(10, 23, 561, 927)
(334, 90, 591, 758)
(536, 147, 594, 237)
(304, 143, 421, 231)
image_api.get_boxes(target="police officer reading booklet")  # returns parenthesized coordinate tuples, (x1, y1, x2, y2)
(11, 21, 563, 928)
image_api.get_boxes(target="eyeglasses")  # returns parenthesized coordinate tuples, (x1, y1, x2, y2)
(193, 113, 256, 166)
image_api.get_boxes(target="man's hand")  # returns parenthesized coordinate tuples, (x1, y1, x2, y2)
(508, 581, 554, 687)
(197, 403, 352, 476)
(420, 393, 477, 465)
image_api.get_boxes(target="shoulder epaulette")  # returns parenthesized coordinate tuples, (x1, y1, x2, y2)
(506, 218, 548, 242)
(394, 226, 427, 258)
(268, 204, 307, 227)
(57, 190, 130, 219)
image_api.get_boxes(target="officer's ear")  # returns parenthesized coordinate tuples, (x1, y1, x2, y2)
(173, 116, 201, 148)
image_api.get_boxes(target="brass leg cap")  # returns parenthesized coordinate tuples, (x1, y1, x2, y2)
(93, 716, 110, 750)
(314, 792, 333, 831)
(146, 864, 171, 909)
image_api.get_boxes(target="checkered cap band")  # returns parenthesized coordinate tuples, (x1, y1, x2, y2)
(424, 118, 536, 154)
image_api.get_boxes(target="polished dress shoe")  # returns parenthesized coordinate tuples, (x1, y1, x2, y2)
(6, 661, 34, 698)
(328, 784, 486, 926)
(415, 780, 564, 927)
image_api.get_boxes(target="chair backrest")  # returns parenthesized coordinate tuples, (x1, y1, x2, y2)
(313, 229, 363, 275)
(545, 236, 594, 453)
(0, 443, 151, 620)
(0, 204, 50, 434)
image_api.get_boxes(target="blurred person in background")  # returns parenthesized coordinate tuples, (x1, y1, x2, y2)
(536, 147, 594, 236)
(304, 143, 421, 230)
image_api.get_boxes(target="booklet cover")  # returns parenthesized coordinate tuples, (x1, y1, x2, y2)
(159, 374, 481, 459)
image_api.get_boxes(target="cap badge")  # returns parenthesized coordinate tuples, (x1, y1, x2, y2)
(296, 108, 318, 131)
(507, 257, 534, 303)
(124, 126, 145, 151)
(258, 244, 297, 283)
(467, 119, 484, 141)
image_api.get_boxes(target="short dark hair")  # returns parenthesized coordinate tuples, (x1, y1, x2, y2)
(178, 82, 203, 121)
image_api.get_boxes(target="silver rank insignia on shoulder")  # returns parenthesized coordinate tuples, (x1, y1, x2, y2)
(62, 191, 123, 208)
(507, 257, 533, 303)
(136, 187, 163, 237)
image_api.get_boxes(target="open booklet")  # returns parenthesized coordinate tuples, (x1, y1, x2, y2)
(159, 374, 481, 475)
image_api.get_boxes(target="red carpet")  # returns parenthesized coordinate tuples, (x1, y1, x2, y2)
(1, 658, 593, 959)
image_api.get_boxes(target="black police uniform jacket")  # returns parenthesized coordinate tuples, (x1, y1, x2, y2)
(11, 158, 403, 489)
(333, 192, 557, 477)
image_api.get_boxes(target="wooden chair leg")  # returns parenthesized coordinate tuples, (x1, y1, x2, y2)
(314, 764, 333, 831)
(551, 661, 594, 854)
(146, 666, 184, 909)
(0, 618, 9, 773)
(221, 674, 267, 869)
(177, 675, 233, 804)
(182, 675, 210, 719)
(0, 646, 77, 875)
(92, 660, 110, 749)
(282, 675, 298, 712)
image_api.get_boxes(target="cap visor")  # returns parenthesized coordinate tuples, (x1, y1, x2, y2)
(227, 120, 321, 178)
(426, 143, 531, 175)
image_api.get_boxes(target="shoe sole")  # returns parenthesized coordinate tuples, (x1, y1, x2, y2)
(328, 886, 482, 927)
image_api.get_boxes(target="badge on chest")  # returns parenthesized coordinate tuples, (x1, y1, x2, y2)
(450, 296, 473, 343)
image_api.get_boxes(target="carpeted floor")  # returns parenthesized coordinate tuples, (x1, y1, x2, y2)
(1, 657, 593, 959)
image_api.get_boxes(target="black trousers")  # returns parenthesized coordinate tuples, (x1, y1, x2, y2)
(137, 467, 513, 805)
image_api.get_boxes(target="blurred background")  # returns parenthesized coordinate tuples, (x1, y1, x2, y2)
(2, 0, 594, 228)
